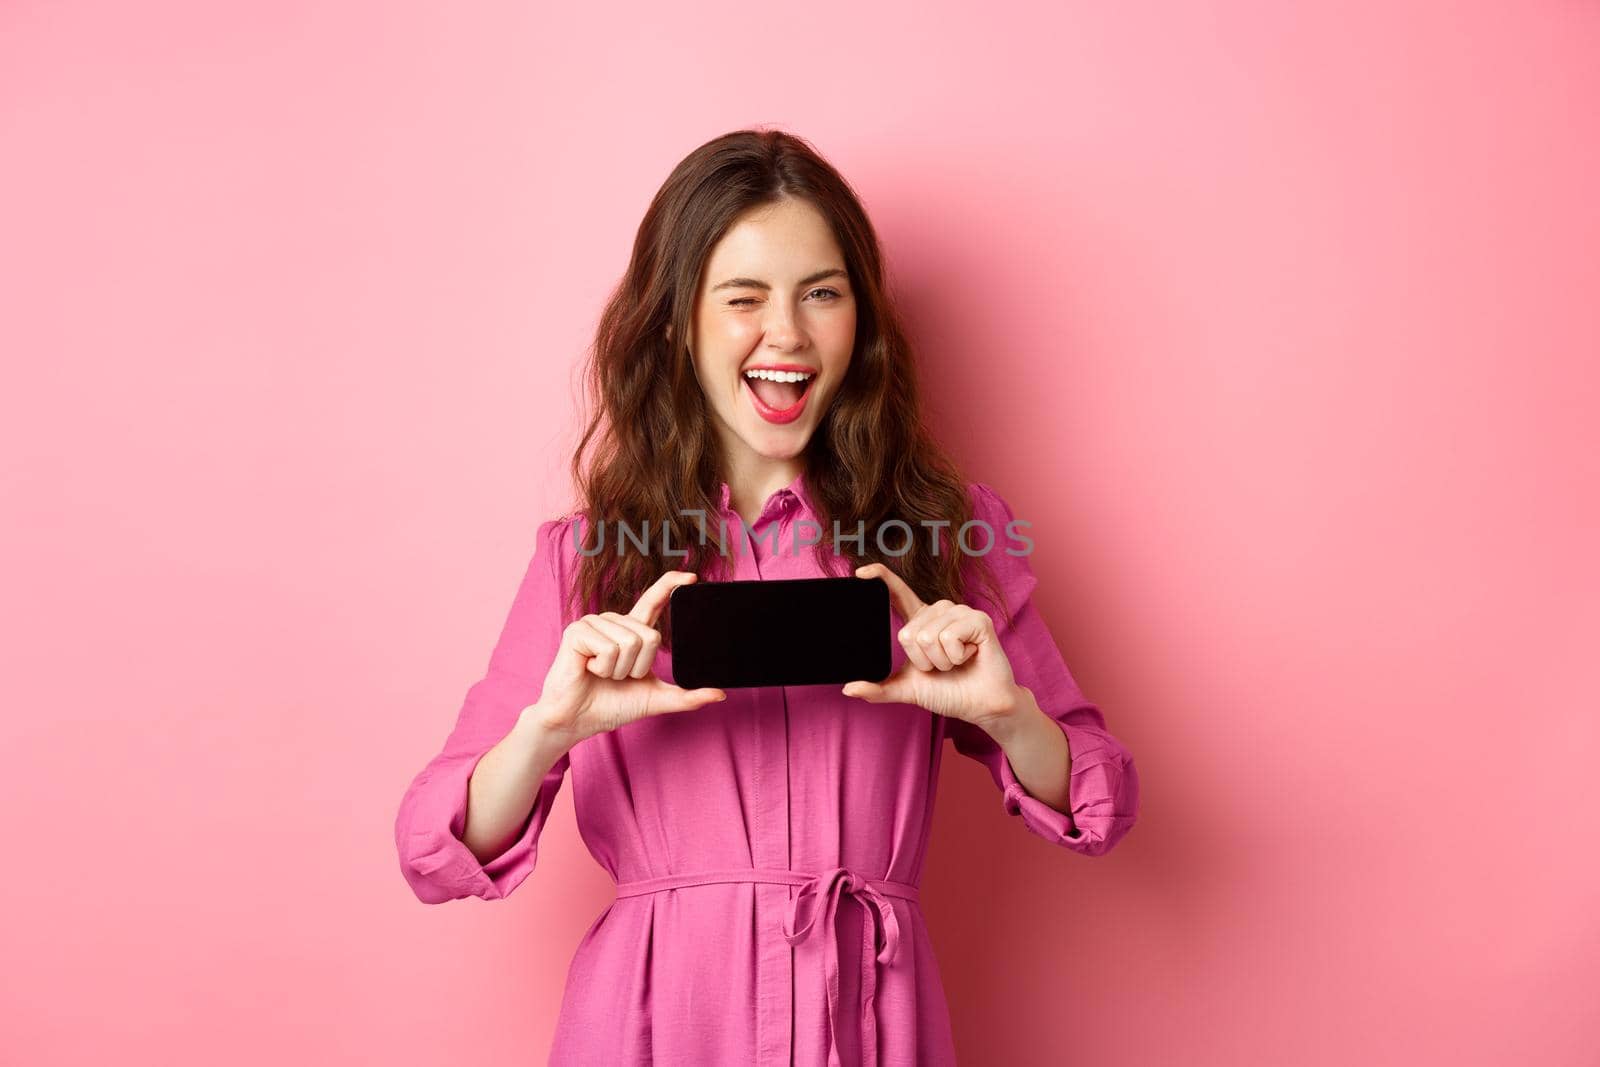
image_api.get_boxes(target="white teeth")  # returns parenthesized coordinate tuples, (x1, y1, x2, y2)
(743, 368, 815, 383)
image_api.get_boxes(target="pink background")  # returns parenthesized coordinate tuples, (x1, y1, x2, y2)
(3, 2, 1597, 1064)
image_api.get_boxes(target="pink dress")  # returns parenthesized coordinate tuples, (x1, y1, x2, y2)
(394, 472, 1141, 1065)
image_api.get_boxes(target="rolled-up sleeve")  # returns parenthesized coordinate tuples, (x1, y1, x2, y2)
(945, 483, 1141, 857)
(394, 516, 576, 903)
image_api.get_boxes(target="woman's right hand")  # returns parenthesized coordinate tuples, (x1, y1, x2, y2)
(529, 569, 726, 745)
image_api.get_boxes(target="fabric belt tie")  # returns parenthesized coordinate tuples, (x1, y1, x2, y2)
(614, 865, 921, 1067)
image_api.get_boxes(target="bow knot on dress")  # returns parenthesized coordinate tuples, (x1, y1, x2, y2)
(782, 865, 902, 970)
(782, 866, 906, 1066)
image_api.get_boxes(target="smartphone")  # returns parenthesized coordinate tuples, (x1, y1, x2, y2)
(668, 576, 892, 690)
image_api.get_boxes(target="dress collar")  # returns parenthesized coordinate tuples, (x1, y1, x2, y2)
(717, 467, 816, 522)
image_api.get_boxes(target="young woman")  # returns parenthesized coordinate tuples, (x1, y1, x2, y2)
(394, 128, 1141, 1066)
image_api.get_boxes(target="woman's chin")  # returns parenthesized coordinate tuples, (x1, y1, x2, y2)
(750, 433, 812, 460)
(736, 421, 813, 459)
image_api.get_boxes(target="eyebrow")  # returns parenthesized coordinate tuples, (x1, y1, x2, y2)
(710, 267, 848, 292)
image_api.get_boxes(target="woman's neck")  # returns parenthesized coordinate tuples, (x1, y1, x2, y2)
(722, 457, 806, 529)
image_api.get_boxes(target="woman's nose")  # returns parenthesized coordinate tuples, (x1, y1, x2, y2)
(763, 306, 808, 350)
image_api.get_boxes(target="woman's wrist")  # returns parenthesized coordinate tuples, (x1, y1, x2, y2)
(972, 683, 1041, 744)
(513, 702, 581, 764)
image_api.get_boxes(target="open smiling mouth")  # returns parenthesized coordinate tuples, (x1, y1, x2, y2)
(742, 367, 817, 425)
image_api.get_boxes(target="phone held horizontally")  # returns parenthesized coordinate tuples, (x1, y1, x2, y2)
(667, 576, 892, 690)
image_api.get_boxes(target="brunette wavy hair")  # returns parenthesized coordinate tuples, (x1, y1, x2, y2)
(563, 127, 1010, 648)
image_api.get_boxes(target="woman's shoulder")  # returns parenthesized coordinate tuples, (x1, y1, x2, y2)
(536, 508, 585, 536)
(957, 480, 1039, 619)
(516, 510, 595, 623)
(533, 508, 590, 566)
(963, 480, 1019, 528)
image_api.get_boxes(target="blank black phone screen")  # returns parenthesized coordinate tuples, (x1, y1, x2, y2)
(668, 576, 891, 690)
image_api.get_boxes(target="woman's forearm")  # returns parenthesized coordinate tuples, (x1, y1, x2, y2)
(461, 705, 574, 865)
(981, 684, 1074, 816)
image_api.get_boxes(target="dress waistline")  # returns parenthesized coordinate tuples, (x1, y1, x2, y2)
(614, 866, 920, 1067)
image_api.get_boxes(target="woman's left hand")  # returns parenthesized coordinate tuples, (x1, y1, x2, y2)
(841, 562, 1023, 730)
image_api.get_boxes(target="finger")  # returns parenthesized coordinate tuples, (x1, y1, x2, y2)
(565, 618, 621, 678)
(642, 677, 727, 715)
(630, 570, 700, 628)
(913, 602, 957, 670)
(934, 607, 979, 668)
(854, 562, 925, 628)
(599, 611, 662, 679)
(897, 617, 937, 672)
(901, 599, 957, 671)
(842, 666, 913, 704)
(587, 613, 646, 679)
(923, 601, 979, 668)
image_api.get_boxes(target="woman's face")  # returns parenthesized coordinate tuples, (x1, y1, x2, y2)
(687, 197, 856, 469)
